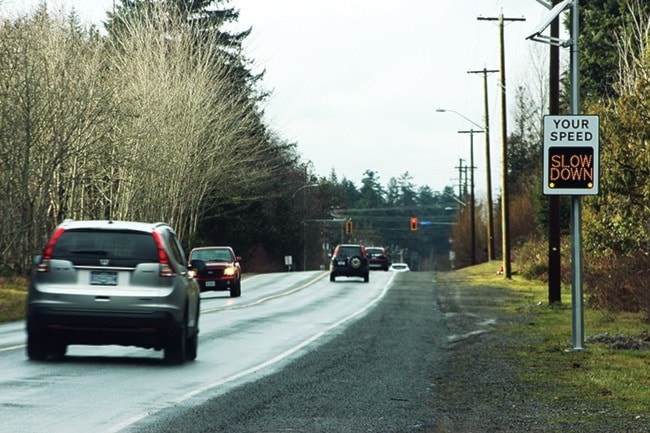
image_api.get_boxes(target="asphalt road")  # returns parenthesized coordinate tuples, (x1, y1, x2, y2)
(1, 271, 399, 433)
(135, 271, 450, 432)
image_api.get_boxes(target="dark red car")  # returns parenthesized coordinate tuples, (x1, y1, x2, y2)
(366, 247, 390, 271)
(188, 246, 242, 297)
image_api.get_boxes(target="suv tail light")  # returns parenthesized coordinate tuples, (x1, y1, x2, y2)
(37, 227, 66, 273)
(151, 231, 176, 277)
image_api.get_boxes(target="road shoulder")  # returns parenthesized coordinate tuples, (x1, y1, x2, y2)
(433, 271, 649, 432)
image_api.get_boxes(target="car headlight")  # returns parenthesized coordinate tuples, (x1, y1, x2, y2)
(223, 266, 237, 276)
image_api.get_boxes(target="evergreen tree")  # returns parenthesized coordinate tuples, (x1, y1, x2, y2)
(578, 0, 650, 101)
(357, 170, 385, 209)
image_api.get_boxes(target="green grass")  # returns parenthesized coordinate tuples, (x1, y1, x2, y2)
(455, 261, 650, 416)
(0, 277, 28, 322)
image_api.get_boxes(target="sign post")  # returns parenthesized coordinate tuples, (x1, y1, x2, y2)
(543, 114, 599, 350)
(531, 0, 593, 351)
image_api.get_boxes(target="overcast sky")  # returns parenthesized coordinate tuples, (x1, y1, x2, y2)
(7, 0, 561, 196)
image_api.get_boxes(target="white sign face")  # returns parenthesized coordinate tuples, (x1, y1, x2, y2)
(543, 115, 599, 195)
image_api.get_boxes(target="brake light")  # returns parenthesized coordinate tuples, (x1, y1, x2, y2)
(37, 227, 66, 272)
(151, 231, 176, 277)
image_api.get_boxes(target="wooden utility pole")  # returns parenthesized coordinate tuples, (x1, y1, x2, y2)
(459, 129, 484, 265)
(477, 14, 525, 278)
(468, 68, 498, 261)
(548, 0, 562, 303)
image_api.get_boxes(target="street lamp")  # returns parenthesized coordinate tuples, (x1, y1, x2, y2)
(436, 108, 495, 264)
(291, 183, 319, 199)
(436, 108, 483, 130)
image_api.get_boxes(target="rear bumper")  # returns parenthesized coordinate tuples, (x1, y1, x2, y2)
(329, 266, 369, 277)
(27, 306, 181, 349)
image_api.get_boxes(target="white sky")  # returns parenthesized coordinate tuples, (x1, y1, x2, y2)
(6, 0, 562, 196)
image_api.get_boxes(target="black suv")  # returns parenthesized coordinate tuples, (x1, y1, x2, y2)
(27, 220, 201, 364)
(329, 244, 369, 282)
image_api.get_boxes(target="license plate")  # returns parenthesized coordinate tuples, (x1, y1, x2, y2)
(90, 271, 118, 286)
(338, 260, 346, 266)
(206, 281, 216, 287)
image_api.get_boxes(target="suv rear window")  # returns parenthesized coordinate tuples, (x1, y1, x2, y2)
(52, 229, 158, 267)
(335, 246, 364, 257)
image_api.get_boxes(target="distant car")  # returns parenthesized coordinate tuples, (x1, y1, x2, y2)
(389, 263, 410, 272)
(26, 220, 201, 364)
(188, 246, 242, 297)
(329, 244, 369, 282)
(366, 247, 390, 271)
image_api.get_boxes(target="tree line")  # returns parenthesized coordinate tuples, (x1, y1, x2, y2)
(0, 1, 457, 275)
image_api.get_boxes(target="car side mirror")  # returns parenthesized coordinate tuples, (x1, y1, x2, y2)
(236, 256, 242, 262)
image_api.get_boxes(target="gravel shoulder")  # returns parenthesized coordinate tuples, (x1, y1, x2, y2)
(138, 271, 648, 433)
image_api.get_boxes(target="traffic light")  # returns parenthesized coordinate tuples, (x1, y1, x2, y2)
(410, 217, 418, 231)
(345, 220, 353, 235)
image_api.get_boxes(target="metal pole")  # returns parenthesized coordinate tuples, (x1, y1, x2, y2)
(570, 0, 585, 350)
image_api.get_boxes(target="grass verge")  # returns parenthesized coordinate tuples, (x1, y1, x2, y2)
(0, 277, 28, 322)
(457, 261, 649, 417)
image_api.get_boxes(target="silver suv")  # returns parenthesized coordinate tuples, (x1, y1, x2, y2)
(26, 220, 201, 364)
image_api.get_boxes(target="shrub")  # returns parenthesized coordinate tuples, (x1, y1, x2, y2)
(515, 238, 572, 285)
(584, 254, 650, 319)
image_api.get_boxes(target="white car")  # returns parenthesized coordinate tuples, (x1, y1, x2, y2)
(389, 263, 410, 272)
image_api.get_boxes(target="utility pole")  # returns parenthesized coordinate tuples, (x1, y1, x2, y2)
(455, 159, 466, 200)
(459, 129, 484, 265)
(478, 14, 525, 279)
(548, 0, 562, 304)
(468, 68, 498, 261)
